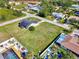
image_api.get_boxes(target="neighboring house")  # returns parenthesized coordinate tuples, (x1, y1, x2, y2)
(72, 0, 79, 2)
(74, 11, 79, 16)
(52, 12, 65, 19)
(19, 0, 39, 1)
(72, 30, 79, 36)
(69, 16, 79, 22)
(0, 37, 28, 59)
(9, 0, 39, 4)
(30, 6, 41, 12)
(28, 4, 35, 8)
(27, 4, 42, 12)
(56, 33, 79, 55)
(71, 5, 79, 11)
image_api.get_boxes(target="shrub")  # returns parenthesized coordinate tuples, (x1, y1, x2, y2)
(37, 11, 46, 17)
(59, 19, 65, 24)
(28, 26, 35, 31)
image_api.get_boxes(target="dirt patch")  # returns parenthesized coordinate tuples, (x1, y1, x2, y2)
(0, 32, 11, 43)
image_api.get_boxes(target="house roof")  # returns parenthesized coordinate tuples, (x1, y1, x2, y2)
(31, 7, 40, 10)
(28, 4, 41, 11)
(61, 35, 79, 55)
(69, 16, 79, 21)
(72, 30, 79, 36)
(75, 11, 79, 16)
(28, 4, 35, 8)
(72, 5, 79, 9)
(19, 20, 32, 28)
(72, 0, 79, 2)
(52, 12, 65, 18)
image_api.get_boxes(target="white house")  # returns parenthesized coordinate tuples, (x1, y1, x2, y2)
(71, 5, 79, 10)
(27, 4, 42, 12)
(52, 12, 65, 19)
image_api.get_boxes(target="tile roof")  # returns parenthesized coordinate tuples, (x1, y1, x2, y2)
(61, 35, 79, 55)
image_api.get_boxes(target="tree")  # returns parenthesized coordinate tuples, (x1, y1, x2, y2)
(0, 0, 9, 7)
(28, 26, 35, 31)
(59, 19, 65, 24)
(40, 0, 55, 16)
(0, 0, 6, 7)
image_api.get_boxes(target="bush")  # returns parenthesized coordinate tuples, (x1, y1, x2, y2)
(28, 26, 35, 31)
(46, 16, 53, 20)
(37, 11, 45, 17)
(63, 29, 72, 34)
(6, 4, 11, 9)
(0, 15, 6, 20)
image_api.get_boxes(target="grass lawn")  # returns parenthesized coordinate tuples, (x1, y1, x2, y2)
(27, 10, 37, 14)
(14, 4, 27, 9)
(0, 27, 11, 43)
(46, 16, 55, 20)
(0, 22, 64, 58)
(26, 17, 41, 22)
(0, 8, 25, 23)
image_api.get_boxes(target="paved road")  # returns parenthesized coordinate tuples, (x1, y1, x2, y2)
(0, 11, 70, 30)
(22, 11, 70, 30)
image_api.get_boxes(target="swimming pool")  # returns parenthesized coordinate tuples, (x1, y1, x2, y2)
(2, 49, 19, 59)
(56, 34, 66, 43)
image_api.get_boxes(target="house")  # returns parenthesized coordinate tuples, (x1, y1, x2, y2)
(19, 20, 37, 29)
(56, 33, 79, 55)
(72, 0, 79, 2)
(30, 6, 41, 12)
(9, 0, 39, 4)
(52, 12, 65, 19)
(0, 37, 28, 59)
(74, 11, 79, 16)
(71, 5, 79, 10)
(69, 16, 79, 21)
(72, 30, 79, 36)
(27, 4, 42, 12)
